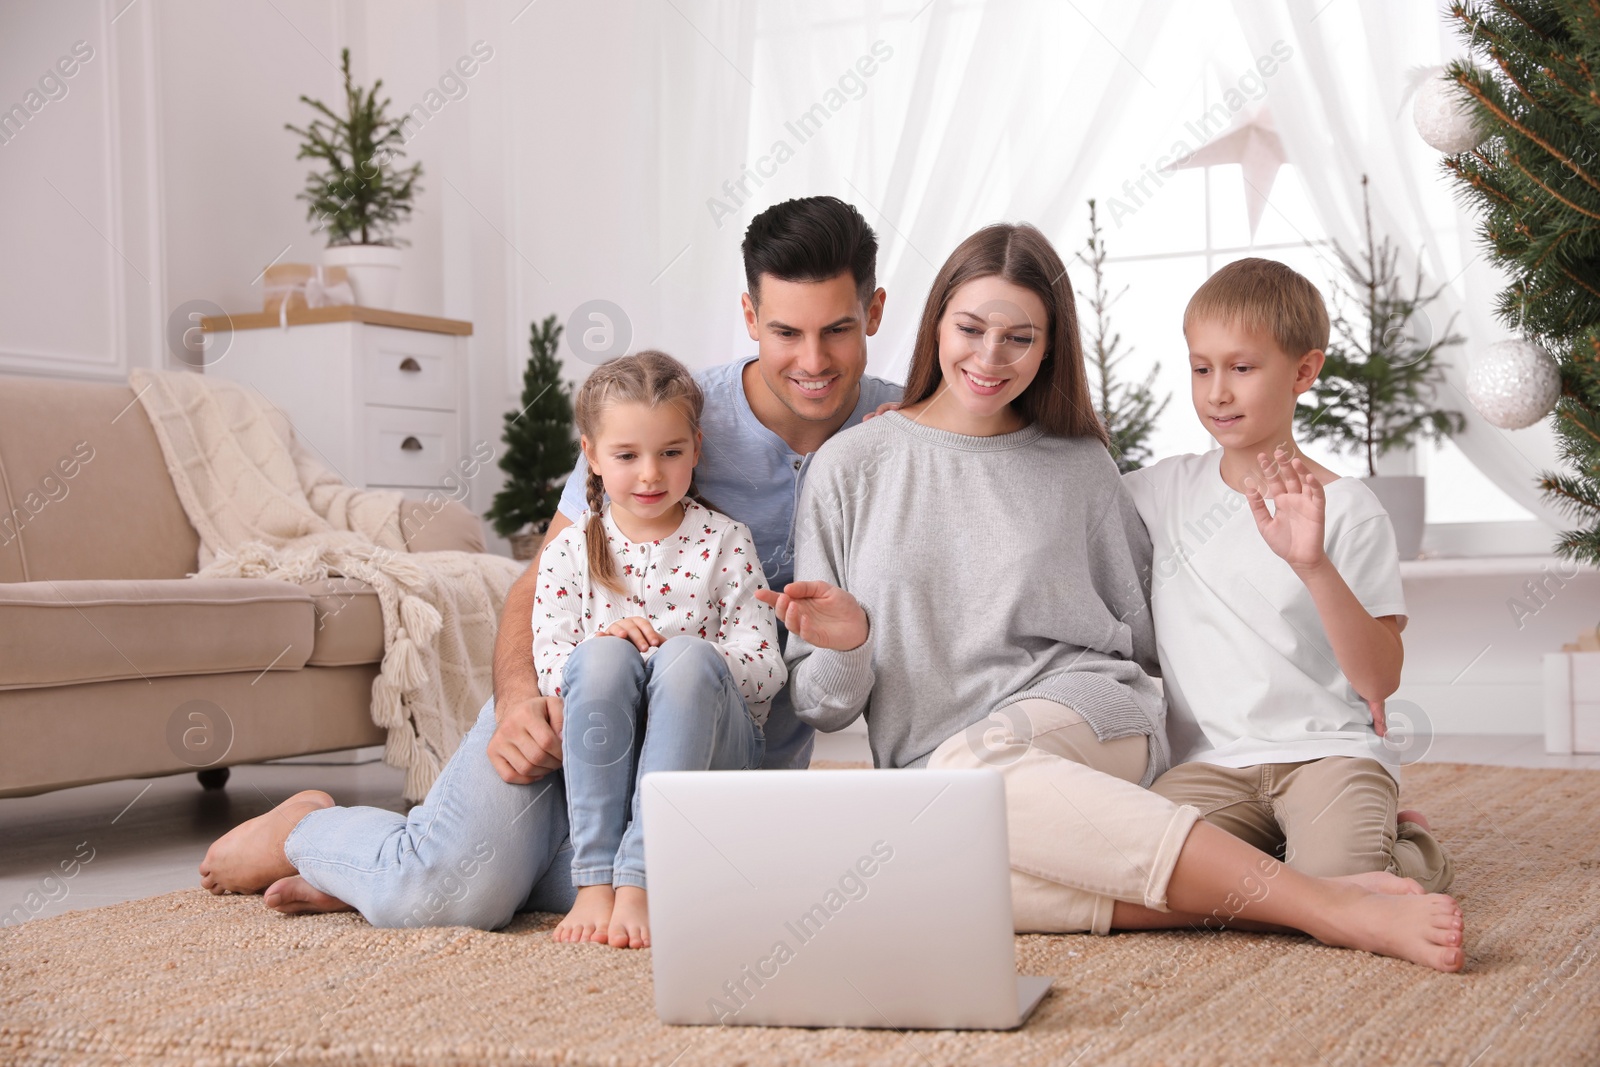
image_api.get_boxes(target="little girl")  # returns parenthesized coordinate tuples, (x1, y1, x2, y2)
(533, 350, 783, 950)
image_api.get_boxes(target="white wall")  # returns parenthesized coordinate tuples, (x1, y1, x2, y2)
(1396, 567, 1600, 738)
(0, 0, 164, 380)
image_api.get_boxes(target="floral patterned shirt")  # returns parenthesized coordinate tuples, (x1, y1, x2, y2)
(532, 499, 785, 722)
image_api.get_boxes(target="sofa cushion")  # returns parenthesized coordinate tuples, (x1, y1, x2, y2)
(400, 497, 488, 554)
(0, 378, 201, 582)
(0, 578, 313, 690)
(300, 577, 385, 666)
(0, 665, 386, 798)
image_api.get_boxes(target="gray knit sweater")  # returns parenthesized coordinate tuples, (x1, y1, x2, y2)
(784, 412, 1170, 785)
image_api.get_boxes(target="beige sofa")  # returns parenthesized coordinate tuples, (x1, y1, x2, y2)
(0, 376, 492, 798)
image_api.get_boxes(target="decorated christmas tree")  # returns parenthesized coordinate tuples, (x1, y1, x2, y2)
(1078, 200, 1168, 473)
(1440, 1, 1600, 567)
(486, 315, 578, 541)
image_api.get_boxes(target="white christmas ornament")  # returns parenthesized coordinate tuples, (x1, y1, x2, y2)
(1414, 68, 1484, 154)
(1467, 339, 1561, 429)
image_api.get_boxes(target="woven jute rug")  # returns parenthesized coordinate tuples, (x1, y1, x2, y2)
(3, 762, 1597, 1066)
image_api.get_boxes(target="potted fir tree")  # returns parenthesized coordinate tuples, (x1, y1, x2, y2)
(287, 48, 422, 309)
(487, 316, 579, 560)
(1078, 199, 1169, 473)
(1294, 177, 1467, 559)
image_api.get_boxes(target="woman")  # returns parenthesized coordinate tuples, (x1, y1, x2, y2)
(755, 223, 1465, 971)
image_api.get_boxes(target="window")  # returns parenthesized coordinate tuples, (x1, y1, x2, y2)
(1062, 9, 1541, 544)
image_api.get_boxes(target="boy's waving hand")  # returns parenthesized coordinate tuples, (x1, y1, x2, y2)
(1244, 448, 1328, 572)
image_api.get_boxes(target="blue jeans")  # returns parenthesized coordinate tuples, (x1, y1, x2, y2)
(283, 698, 577, 930)
(561, 635, 764, 890)
(759, 686, 814, 770)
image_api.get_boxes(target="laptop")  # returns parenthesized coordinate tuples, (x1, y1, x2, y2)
(642, 768, 1054, 1030)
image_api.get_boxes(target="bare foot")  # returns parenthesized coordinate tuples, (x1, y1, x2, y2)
(264, 875, 354, 915)
(1305, 884, 1465, 972)
(608, 886, 650, 949)
(198, 789, 333, 895)
(1335, 870, 1424, 895)
(1398, 809, 1431, 830)
(554, 885, 615, 943)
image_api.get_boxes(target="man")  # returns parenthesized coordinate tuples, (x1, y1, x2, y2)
(485, 194, 900, 788)
(197, 196, 903, 933)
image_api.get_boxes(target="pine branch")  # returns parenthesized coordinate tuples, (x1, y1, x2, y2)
(1453, 44, 1600, 195)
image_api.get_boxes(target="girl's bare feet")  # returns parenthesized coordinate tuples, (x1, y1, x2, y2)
(263, 875, 354, 915)
(609, 886, 650, 949)
(199, 790, 333, 894)
(555, 885, 615, 943)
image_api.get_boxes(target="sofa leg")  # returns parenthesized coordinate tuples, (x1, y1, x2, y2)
(197, 767, 230, 790)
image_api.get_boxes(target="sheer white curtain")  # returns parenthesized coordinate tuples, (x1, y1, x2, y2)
(717, 0, 1175, 378)
(1230, 0, 1566, 528)
(501, 0, 759, 379)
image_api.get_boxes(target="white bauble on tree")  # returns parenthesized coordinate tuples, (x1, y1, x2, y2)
(1414, 67, 1485, 154)
(1467, 338, 1561, 429)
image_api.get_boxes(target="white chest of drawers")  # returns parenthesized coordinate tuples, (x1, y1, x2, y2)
(201, 307, 473, 492)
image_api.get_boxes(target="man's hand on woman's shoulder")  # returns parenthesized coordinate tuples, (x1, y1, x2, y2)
(862, 401, 901, 421)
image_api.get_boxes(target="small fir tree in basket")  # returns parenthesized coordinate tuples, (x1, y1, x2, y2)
(487, 316, 578, 559)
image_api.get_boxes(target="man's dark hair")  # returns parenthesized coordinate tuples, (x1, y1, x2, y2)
(741, 196, 878, 308)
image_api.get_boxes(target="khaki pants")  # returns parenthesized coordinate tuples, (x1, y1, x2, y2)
(928, 699, 1201, 935)
(1149, 758, 1454, 893)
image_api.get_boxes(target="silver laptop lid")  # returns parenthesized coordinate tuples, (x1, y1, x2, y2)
(643, 769, 1024, 1030)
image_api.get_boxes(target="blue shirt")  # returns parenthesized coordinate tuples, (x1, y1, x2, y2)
(558, 356, 903, 592)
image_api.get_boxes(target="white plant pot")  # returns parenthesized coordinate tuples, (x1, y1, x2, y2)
(1362, 474, 1426, 560)
(321, 244, 402, 309)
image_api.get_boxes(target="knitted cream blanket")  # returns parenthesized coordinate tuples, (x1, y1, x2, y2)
(130, 368, 522, 800)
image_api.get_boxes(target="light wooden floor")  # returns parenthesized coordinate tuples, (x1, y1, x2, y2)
(3, 733, 1596, 926)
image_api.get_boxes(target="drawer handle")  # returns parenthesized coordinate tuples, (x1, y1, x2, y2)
(398, 357, 422, 372)
(400, 435, 423, 452)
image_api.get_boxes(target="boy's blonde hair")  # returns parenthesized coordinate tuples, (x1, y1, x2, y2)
(573, 350, 704, 596)
(1183, 257, 1330, 357)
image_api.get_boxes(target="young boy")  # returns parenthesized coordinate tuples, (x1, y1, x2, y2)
(1122, 257, 1452, 893)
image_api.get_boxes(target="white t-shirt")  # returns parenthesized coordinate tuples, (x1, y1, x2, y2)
(1122, 450, 1408, 778)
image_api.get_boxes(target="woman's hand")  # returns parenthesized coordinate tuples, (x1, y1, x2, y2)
(755, 581, 870, 651)
(1244, 450, 1328, 573)
(601, 616, 664, 652)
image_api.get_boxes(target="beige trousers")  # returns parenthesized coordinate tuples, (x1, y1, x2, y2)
(927, 699, 1202, 935)
(1149, 757, 1455, 893)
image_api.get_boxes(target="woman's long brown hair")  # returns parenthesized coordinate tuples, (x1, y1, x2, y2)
(573, 350, 705, 595)
(901, 223, 1107, 444)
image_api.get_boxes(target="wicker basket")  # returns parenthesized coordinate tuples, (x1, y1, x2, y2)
(507, 519, 551, 561)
